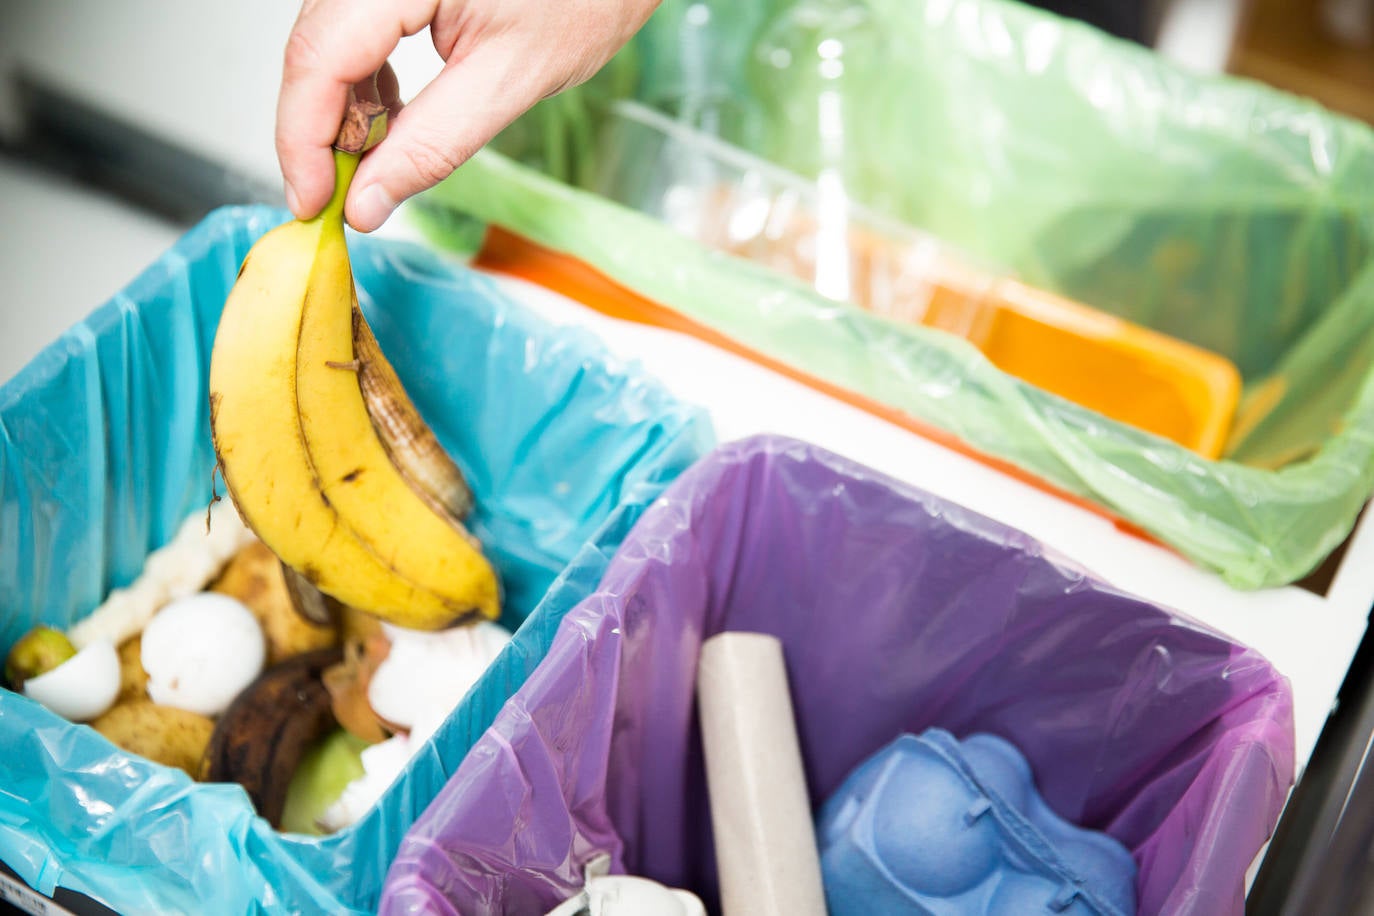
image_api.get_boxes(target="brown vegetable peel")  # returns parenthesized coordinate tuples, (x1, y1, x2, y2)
(323, 634, 392, 745)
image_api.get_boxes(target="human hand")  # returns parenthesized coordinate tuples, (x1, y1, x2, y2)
(277, 0, 661, 231)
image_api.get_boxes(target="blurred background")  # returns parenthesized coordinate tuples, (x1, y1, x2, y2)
(0, 0, 1371, 383)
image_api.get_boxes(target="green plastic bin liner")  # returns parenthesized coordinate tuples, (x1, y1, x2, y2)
(412, 0, 1374, 589)
(0, 205, 711, 914)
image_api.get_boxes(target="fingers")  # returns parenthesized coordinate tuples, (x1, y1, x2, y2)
(276, 0, 433, 219)
(352, 71, 380, 106)
(352, 63, 404, 122)
(282, 0, 658, 230)
(375, 62, 404, 121)
(345, 45, 541, 232)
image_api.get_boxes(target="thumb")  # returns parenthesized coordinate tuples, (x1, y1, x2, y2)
(346, 48, 545, 232)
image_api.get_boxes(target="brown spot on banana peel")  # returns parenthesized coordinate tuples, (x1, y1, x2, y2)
(341, 468, 364, 483)
(351, 306, 476, 524)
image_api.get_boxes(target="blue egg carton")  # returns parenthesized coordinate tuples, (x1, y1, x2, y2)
(818, 729, 1137, 915)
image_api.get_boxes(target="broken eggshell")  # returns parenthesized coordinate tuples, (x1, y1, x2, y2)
(317, 622, 512, 833)
(141, 593, 266, 716)
(317, 731, 417, 833)
(366, 621, 511, 732)
(22, 639, 121, 722)
(317, 708, 460, 832)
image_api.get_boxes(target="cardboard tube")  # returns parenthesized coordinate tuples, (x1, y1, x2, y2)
(697, 632, 827, 916)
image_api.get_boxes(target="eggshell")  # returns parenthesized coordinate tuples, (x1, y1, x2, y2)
(24, 640, 120, 722)
(141, 593, 266, 716)
(367, 622, 510, 731)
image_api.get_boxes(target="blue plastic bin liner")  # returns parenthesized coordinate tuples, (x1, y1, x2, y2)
(818, 730, 1136, 915)
(0, 205, 712, 915)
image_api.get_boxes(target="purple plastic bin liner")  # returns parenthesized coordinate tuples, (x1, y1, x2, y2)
(380, 435, 1294, 916)
(817, 730, 1136, 915)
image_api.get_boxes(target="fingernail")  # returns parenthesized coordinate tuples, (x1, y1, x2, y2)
(352, 184, 397, 232)
(283, 180, 302, 216)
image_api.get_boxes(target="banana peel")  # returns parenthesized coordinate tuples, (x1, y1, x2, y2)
(209, 100, 499, 631)
(201, 647, 344, 828)
(76, 102, 504, 831)
(353, 317, 474, 524)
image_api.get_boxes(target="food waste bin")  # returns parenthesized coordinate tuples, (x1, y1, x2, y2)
(0, 205, 712, 915)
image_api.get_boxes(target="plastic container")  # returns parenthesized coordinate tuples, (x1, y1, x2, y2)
(0, 205, 712, 915)
(591, 101, 1241, 458)
(380, 435, 1294, 916)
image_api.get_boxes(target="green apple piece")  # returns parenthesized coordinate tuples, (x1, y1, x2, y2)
(5, 626, 77, 691)
(280, 728, 368, 835)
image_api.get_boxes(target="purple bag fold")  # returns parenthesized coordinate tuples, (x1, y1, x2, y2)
(381, 435, 1294, 916)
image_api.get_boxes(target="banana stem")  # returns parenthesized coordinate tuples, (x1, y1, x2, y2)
(318, 149, 361, 225)
(316, 97, 389, 225)
(335, 98, 388, 154)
